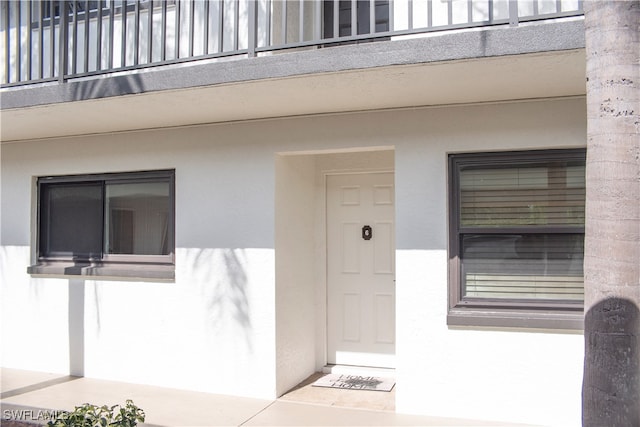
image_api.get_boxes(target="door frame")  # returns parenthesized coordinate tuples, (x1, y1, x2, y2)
(323, 169, 396, 368)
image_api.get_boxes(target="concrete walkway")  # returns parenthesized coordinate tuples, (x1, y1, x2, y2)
(1, 368, 528, 426)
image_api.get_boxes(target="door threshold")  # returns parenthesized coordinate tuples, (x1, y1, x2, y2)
(322, 364, 395, 378)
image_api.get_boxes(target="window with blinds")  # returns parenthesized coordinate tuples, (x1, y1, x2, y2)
(449, 149, 586, 310)
(459, 164, 585, 228)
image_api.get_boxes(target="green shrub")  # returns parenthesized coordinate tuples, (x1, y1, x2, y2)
(47, 399, 145, 427)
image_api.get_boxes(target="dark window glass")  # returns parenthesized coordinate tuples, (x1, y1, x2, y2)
(105, 181, 171, 256)
(37, 171, 173, 262)
(40, 182, 103, 258)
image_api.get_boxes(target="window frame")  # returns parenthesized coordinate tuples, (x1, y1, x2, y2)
(447, 149, 586, 329)
(28, 169, 175, 281)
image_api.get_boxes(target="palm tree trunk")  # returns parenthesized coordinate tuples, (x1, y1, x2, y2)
(583, 1, 640, 426)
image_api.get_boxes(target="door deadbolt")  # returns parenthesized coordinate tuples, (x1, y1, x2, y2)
(362, 225, 372, 240)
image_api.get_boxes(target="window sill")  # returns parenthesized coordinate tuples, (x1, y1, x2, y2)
(27, 262, 175, 282)
(447, 308, 584, 330)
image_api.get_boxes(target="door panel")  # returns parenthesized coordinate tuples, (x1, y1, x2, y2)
(374, 293, 395, 344)
(327, 172, 395, 368)
(374, 221, 394, 274)
(342, 293, 361, 342)
(342, 222, 361, 273)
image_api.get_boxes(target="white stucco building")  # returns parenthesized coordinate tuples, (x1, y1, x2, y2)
(2, 1, 588, 425)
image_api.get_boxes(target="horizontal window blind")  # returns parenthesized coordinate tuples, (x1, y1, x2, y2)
(460, 164, 585, 227)
(462, 233, 584, 301)
(451, 151, 586, 306)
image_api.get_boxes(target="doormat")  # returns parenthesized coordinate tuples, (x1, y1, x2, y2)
(312, 374, 395, 392)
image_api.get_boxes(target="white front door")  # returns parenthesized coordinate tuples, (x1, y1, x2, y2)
(326, 172, 395, 368)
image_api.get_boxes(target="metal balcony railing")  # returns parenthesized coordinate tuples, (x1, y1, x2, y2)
(1, 0, 583, 88)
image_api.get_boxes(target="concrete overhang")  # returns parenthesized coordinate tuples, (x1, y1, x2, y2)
(0, 19, 586, 142)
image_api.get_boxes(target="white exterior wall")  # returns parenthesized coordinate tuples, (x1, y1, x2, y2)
(274, 154, 317, 395)
(1, 97, 585, 423)
(392, 98, 586, 426)
(1, 124, 278, 398)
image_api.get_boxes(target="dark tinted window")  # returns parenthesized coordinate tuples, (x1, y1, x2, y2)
(40, 182, 103, 258)
(37, 171, 174, 262)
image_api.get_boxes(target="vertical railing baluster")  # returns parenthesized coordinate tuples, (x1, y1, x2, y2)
(174, 0, 180, 58)
(38, 0, 44, 79)
(121, 0, 127, 67)
(350, 0, 356, 36)
(467, 0, 473, 23)
(203, 0, 209, 55)
(133, 0, 139, 65)
(188, 0, 194, 57)
(27, 1, 32, 80)
(217, 0, 223, 53)
(147, 0, 153, 63)
(369, 0, 374, 34)
(16, 0, 22, 81)
(427, 0, 432, 28)
(332, 0, 338, 38)
(4, 1, 10, 83)
(488, 0, 493, 23)
(97, 0, 103, 70)
(108, 0, 114, 69)
(16, 2, 23, 81)
(83, 0, 89, 72)
(58, 0, 68, 82)
(49, 0, 55, 79)
(299, 0, 304, 42)
(533, 0, 539, 16)
(313, 0, 320, 42)
(556, 0, 562, 13)
(447, 0, 453, 25)
(160, 0, 166, 60)
(71, 0, 77, 74)
(408, 0, 413, 30)
(281, 0, 287, 44)
(388, 0, 393, 31)
(508, 0, 518, 26)
(266, 0, 272, 47)
(189, 0, 197, 57)
(233, 0, 239, 51)
(107, 0, 116, 69)
(248, 0, 256, 56)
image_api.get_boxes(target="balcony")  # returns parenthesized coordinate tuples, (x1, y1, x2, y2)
(1, 0, 583, 87)
(0, 1, 586, 142)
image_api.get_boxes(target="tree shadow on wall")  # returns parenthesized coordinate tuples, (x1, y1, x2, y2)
(583, 297, 639, 426)
(191, 248, 252, 353)
(69, 70, 146, 102)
